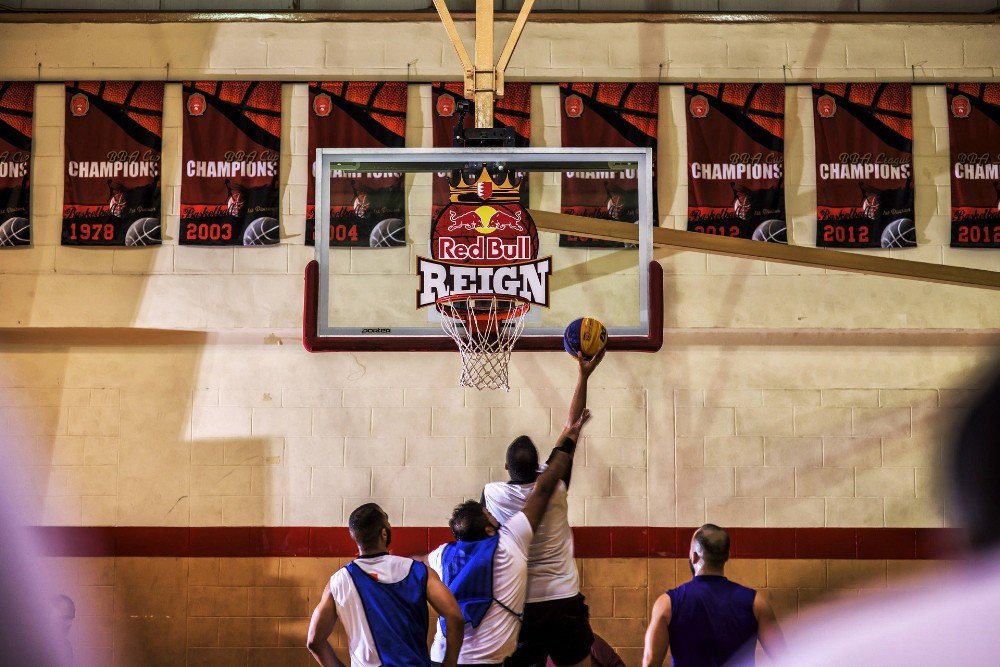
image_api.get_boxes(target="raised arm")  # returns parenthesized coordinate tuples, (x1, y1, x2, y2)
(642, 593, 671, 667)
(753, 591, 785, 658)
(522, 409, 591, 531)
(558, 350, 605, 441)
(306, 583, 346, 667)
(426, 568, 464, 667)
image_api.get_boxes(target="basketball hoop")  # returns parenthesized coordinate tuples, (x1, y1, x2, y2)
(436, 295, 529, 391)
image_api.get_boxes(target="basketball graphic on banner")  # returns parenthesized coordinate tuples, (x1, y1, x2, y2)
(0, 216, 29, 246)
(124, 217, 160, 246)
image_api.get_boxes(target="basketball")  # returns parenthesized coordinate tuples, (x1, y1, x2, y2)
(0, 216, 30, 246)
(124, 217, 160, 247)
(243, 216, 280, 246)
(369, 217, 405, 247)
(563, 317, 607, 360)
(752, 219, 787, 243)
(881, 217, 916, 248)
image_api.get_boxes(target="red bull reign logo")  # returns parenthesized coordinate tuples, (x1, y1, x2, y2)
(417, 164, 552, 308)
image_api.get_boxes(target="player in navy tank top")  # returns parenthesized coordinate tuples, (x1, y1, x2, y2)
(642, 525, 784, 667)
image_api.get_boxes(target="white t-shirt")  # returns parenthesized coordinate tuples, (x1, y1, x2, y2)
(329, 554, 421, 667)
(429, 512, 534, 665)
(483, 475, 579, 603)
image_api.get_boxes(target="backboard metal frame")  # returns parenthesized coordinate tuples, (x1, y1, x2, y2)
(303, 147, 663, 353)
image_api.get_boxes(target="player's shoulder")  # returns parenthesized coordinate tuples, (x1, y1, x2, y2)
(499, 511, 534, 554)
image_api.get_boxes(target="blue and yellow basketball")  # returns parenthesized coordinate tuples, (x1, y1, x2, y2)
(564, 317, 608, 360)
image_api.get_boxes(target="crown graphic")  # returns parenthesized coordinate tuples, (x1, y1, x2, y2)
(449, 165, 523, 204)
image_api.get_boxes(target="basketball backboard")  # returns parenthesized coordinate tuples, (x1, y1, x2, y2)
(303, 147, 662, 352)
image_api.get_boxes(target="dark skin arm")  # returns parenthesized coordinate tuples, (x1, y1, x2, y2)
(523, 409, 591, 531)
(557, 351, 604, 487)
(426, 568, 464, 667)
(306, 583, 346, 667)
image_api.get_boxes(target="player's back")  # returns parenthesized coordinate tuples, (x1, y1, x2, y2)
(483, 477, 578, 603)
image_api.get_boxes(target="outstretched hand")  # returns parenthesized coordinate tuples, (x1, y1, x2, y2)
(578, 348, 606, 377)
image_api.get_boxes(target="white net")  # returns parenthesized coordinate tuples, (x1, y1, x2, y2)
(436, 296, 529, 391)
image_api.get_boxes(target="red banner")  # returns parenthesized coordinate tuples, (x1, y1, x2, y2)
(813, 83, 915, 249)
(559, 82, 658, 248)
(947, 83, 1000, 248)
(686, 83, 786, 243)
(180, 81, 281, 246)
(62, 82, 162, 247)
(307, 82, 407, 247)
(0, 82, 32, 248)
(431, 82, 530, 218)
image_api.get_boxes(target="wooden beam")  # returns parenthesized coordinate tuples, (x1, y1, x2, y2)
(473, 0, 495, 128)
(432, 0, 473, 82)
(495, 0, 536, 97)
(528, 209, 1000, 291)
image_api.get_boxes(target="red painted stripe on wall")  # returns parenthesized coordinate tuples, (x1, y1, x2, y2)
(29, 526, 962, 559)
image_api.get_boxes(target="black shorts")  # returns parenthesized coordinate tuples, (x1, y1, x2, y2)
(503, 594, 594, 667)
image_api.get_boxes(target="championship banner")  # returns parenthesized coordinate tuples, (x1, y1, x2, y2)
(180, 81, 281, 246)
(431, 82, 530, 217)
(685, 83, 786, 243)
(0, 82, 33, 248)
(559, 82, 658, 248)
(63, 82, 163, 247)
(813, 83, 915, 249)
(307, 81, 407, 247)
(947, 83, 1000, 248)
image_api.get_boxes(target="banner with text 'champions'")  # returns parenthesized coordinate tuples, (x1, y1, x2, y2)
(686, 83, 786, 243)
(0, 82, 32, 248)
(63, 82, 163, 247)
(432, 82, 531, 218)
(947, 83, 1000, 248)
(307, 81, 407, 248)
(181, 81, 281, 246)
(813, 83, 915, 249)
(560, 82, 658, 248)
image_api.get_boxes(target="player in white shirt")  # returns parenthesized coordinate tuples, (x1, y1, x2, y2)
(307, 503, 464, 667)
(428, 409, 593, 666)
(483, 351, 604, 667)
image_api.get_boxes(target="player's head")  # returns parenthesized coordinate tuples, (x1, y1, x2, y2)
(348, 502, 391, 553)
(950, 363, 1000, 553)
(690, 524, 730, 575)
(506, 435, 539, 483)
(449, 500, 499, 541)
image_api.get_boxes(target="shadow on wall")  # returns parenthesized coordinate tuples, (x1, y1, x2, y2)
(0, 21, 295, 667)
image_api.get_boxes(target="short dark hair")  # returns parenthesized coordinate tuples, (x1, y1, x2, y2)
(950, 366, 1000, 552)
(348, 503, 387, 550)
(506, 436, 539, 482)
(694, 524, 730, 567)
(449, 500, 491, 541)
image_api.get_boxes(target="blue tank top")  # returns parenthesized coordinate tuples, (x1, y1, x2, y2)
(346, 559, 431, 667)
(439, 534, 501, 633)
(667, 575, 758, 667)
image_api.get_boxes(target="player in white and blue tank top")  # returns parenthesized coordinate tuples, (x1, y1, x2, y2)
(307, 503, 465, 667)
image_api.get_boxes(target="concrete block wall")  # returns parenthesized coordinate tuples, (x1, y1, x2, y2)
(0, 13, 997, 665)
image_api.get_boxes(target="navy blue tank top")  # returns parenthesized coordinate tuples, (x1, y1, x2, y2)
(667, 575, 758, 667)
